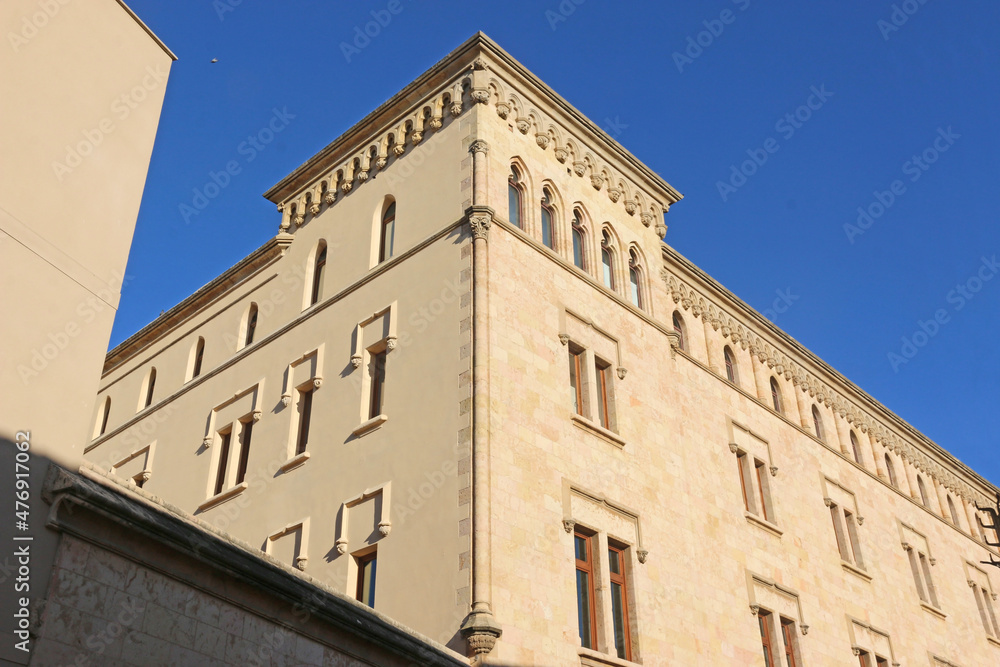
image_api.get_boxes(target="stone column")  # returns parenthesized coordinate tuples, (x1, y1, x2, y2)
(460, 139, 502, 657)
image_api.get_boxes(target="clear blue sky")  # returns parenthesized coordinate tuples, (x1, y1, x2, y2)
(115, 0, 999, 484)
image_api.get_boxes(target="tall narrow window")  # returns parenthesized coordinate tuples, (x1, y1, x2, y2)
(379, 202, 396, 263)
(508, 167, 523, 228)
(356, 550, 377, 608)
(850, 431, 863, 465)
(574, 531, 597, 650)
(143, 368, 156, 409)
(235, 419, 252, 486)
(569, 345, 584, 416)
(672, 311, 686, 352)
(310, 242, 327, 304)
(295, 388, 313, 456)
(192, 337, 205, 379)
(885, 454, 898, 488)
(759, 611, 776, 667)
(244, 303, 258, 347)
(369, 350, 387, 419)
(608, 544, 632, 660)
(601, 231, 615, 289)
(917, 475, 929, 507)
(780, 617, 798, 667)
(97, 397, 111, 437)
(724, 346, 738, 384)
(572, 212, 586, 270)
(540, 188, 554, 249)
(214, 429, 232, 496)
(770, 377, 783, 415)
(812, 405, 825, 442)
(628, 250, 642, 309)
(595, 358, 612, 430)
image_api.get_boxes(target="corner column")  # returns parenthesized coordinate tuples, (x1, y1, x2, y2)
(460, 139, 502, 659)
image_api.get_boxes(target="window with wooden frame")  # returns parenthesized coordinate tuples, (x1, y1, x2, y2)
(770, 376, 783, 415)
(829, 501, 865, 570)
(607, 543, 633, 661)
(594, 356, 613, 430)
(355, 549, 377, 608)
(601, 231, 615, 290)
(294, 385, 314, 457)
(672, 311, 686, 352)
(569, 344, 585, 417)
(508, 167, 523, 228)
(572, 211, 586, 270)
(812, 404, 825, 442)
(540, 188, 555, 249)
(368, 349, 387, 419)
(850, 430, 863, 465)
(724, 346, 739, 384)
(884, 454, 898, 488)
(574, 530, 598, 650)
(310, 241, 327, 304)
(379, 202, 396, 263)
(143, 368, 156, 409)
(737, 451, 774, 523)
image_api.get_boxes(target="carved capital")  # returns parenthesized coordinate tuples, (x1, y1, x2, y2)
(558, 334, 570, 346)
(617, 367, 627, 380)
(335, 538, 348, 555)
(469, 140, 489, 155)
(351, 354, 363, 369)
(562, 518, 574, 533)
(471, 88, 490, 104)
(636, 549, 648, 564)
(496, 102, 510, 119)
(378, 520, 392, 537)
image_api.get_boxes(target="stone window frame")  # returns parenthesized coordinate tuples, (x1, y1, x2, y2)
(334, 483, 392, 557)
(198, 380, 264, 510)
(110, 441, 156, 489)
(263, 517, 310, 572)
(821, 476, 870, 580)
(745, 570, 809, 656)
(562, 480, 646, 665)
(963, 560, 1000, 645)
(728, 417, 781, 535)
(349, 303, 397, 437)
(898, 520, 945, 617)
(278, 346, 325, 471)
(845, 616, 898, 667)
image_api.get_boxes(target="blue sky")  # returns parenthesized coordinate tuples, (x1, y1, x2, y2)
(115, 0, 999, 484)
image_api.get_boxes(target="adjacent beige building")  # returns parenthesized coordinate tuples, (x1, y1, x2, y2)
(82, 32, 1000, 665)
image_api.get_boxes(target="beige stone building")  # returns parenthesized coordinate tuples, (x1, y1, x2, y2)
(82, 33, 1000, 665)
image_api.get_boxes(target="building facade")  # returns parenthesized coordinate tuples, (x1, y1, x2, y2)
(83, 33, 1000, 665)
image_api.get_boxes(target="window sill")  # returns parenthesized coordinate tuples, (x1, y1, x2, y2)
(988, 636, 1000, 649)
(197, 482, 248, 512)
(353, 414, 388, 437)
(578, 647, 638, 667)
(278, 451, 310, 473)
(571, 414, 625, 448)
(840, 561, 872, 582)
(919, 602, 947, 620)
(744, 511, 783, 537)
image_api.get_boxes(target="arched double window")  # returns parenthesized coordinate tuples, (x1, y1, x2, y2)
(601, 231, 615, 290)
(571, 211, 586, 270)
(724, 346, 738, 384)
(379, 201, 396, 263)
(310, 241, 327, 305)
(508, 167, 523, 228)
(540, 188, 554, 249)
(672, 311, 687, 352)
(628, 249, 643, 309)
(811, 405, 825, 442)
(885, 454, 898, 488)
(770, 377, 783, 415)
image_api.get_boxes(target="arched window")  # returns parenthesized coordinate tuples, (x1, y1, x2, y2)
(917, 475, 929, 507)
(571, 211, 586, 270)
(311, 241, 327, 305)
(601, 231, 615, 289)
(96, 396, 111, 438)
(508, 167, 523, 228)
(724, 346, 738, 384)
(143, 368, 156, 409)
(885, 454, 898, 488)
(379, 202, 395, 263)
(947, 495, 960, 526)
(242, 303, 258, 349)
(540, 188, 554, 249)
(672, 311, 686, 352)
(628, 250, 643, 309)
(770, 377, 783, 414)
(811, 405, 825, 442)
(190, 337, 205, 380)
(850, 431, 862, 465)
